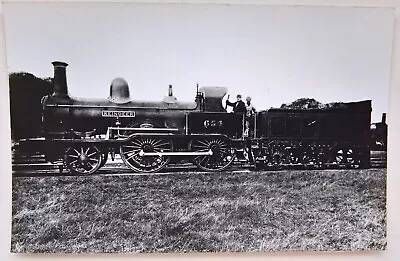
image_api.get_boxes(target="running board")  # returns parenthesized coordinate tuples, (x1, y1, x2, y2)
(138, 150, 213, 156)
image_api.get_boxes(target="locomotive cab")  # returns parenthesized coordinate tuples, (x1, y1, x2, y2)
(198, 86, 229, 112)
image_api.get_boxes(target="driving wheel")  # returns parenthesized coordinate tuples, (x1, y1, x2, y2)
(190, 138, 235, 171)
(120, 136, 173, 173)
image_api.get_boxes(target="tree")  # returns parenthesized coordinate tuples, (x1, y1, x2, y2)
(280, 98, 347, 110)
(9, 72, 53, 140)
(280, 98, 323, 109)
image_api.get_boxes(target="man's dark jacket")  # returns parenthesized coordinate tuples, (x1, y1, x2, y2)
(226, 100, 246, 113)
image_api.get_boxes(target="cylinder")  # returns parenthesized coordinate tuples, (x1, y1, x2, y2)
(51, 61, 69, 97)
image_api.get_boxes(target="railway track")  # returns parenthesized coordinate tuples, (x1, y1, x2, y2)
(11, 147, 387, 177)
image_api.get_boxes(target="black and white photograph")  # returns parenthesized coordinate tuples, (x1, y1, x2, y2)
(4, 2, 390, 253)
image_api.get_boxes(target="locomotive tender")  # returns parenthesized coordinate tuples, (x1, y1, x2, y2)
(17, 61, 372, 174)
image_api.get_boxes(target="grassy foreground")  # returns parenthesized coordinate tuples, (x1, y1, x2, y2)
(11, 169, 386, 253)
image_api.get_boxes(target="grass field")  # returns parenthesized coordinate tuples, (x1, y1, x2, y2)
(11, 168, 386, 253)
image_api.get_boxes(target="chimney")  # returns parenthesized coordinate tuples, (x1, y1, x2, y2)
(168, 85, 173, 96)
(51, 61, 69, 97)
(382, 113, 387, 124)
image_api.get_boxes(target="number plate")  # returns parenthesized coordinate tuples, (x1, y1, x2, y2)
(102, 111, 135, 117)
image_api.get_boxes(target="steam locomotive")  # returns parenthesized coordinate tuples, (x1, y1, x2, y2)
(17, 61, 372, 174)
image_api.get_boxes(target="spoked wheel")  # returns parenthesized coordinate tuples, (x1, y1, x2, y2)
(64, 145, 102, 175)
(190, 138, 235, 171)
(310, 147, 327, 169)
(120, 136, 173, 173)
(335, 148, 358, 168)
(313, 152, 326, 169)
(272, 153, 282, 165)
(335, 149, 345, 165)
(345, 148, 355, 164)
(345, 148, 361, 168)
(268, 153, 283, 170)
(287, 150, 300, 165)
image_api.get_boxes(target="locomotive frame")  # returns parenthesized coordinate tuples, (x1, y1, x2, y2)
(16, 61, 373, 175)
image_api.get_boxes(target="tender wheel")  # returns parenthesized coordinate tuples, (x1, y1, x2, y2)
(345, 148, 355, 164)
(64, 145, 102, 175)
(190, 138, 235, 171)
(287, 150, 300, 165)
(335, 149, 345, 165)
(255, 160, 266, 170)
(335, 148, 358, 168)
(345, 148, 361, 168)
(120, 137, 173, 173)
(311, 147, 327, 169)
(268, 153, 283, 170)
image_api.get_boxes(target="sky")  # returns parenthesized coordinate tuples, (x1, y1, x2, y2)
(3, 3, 394, 122)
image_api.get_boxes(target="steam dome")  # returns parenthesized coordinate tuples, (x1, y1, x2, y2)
(108, 77, 131, 104)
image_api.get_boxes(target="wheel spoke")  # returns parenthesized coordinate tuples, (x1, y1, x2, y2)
(123, 148, 141, 155)
(126, 151, 140, 161)
(196, 140, 210, 146)
(151, 139, 163, 147)
(123, 145, 142, 149)
(192, 145, 208, 149)
(192, 148, 209, 152)
(199, 155, 208, 164)
(130, 140, 143, 147)
(87, 162, 94, 168)
(87, 152, 98, 157)
(70, 159, 78, 165)
(154, 142, 171, 148)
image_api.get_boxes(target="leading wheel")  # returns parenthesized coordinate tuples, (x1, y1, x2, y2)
(64, 145, 102, 175)
(120, 137, 173, 173)
(190, 138, 235, 171)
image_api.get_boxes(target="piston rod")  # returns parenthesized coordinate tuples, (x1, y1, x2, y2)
(138, 150, 213, 157)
